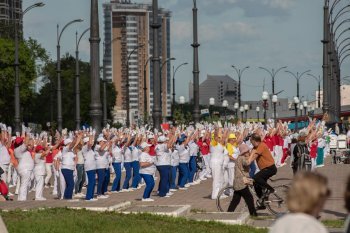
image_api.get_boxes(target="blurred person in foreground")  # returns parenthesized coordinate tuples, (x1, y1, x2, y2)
(344, 175, 350, 233)
(269, 172, 330, 233)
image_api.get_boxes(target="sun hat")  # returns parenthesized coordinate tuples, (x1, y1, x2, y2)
(83, 137, 89, 143)
(97, 137, 107, 143)
(228, 133, 237, 140)
(140, 142, 151, 149)
(158, 135, 167, 143)
(64, 138, 73, 146)
(239, 144, 250, 156)
(35, 145, 44, 153)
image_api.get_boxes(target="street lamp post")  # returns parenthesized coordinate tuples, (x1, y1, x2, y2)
(160, 57, 176, 120)
(293, 96, 300, 131)
(192, 0, 201, 123)
(262, 91, 269, 128)
(172, 62, 188, 117)
(143, 56, 152, 124)
(303, 101, 308, 118)
(179, 96, 185, 115)
(234, 102, 239, 119)
(240, 106, 244, 122)
(285, 70, 311, 99)
(75, 28, 90, 130)
(259, 66, 287, 95)
(256, 106, 260, 122)
(14, 2, 45, 133)
(57, 19, 83, 131)
(209, 97, 215, 119)
(272, 95, 278, 127)
(222, 100, 228, 124)
(307, 73, 321, 108)
(244, 104, 249, 122)
(231, 65, 250, 107)
(126, 44, 144, 127)
(299, 104, 304, 122)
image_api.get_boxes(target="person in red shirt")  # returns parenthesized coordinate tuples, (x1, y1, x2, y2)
(197, 130, 211, 180)
(45, 149, 54, 188)
(148, 134, 157, 156)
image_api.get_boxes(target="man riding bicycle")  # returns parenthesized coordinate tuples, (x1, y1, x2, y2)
(247, 133, 277, 208)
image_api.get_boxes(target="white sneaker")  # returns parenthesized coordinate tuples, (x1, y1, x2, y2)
(166, 192, 173, 196)
(67, 199, 80, 202)
(128, 188, 135, 192)
(120, 189, 130, 193)
(193, 180, 201, 185)
(35, 197, 47, 201)
(97, 195, 109, 199)
(9, 184, 15, 188)
(110, 191, 119, 194)
(184, 184, 190, 188)
(8, 192, 14, 197)
(187, 182, 195, 186)
(179, 187, 188, 190)
(206, 174, 212, 178)
(170, 189, 178, 192)
(200, 177, 207, 181)
(86, 198, 98, 202)
(142, 198, 154, 202)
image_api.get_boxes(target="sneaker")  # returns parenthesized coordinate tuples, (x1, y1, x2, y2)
(110, 191, 119, 194)
(128, 188, 135, 192)
(206, 174, 212, 178)
(9, 184, 15, 188)
(86, 198, 98, 202)
(67, 199, 80, 202)
(142, 198, 154, 202)
(170, 188, 178, 192)
(187, 182, 195, 186)
(184, 184, 191, 188)
(105, 191, 112, 195)
(166, 192, 174, 196)
(178, 187, 188, 190)
(200, 177, 207, 181)
(120, 189, 130, 193)
(8, 192, 14, 197)
(193, 180, 201, 185)
(97, 195, 109, 199)
(44, 185, 49, 189)
(35, 197, 47, 201)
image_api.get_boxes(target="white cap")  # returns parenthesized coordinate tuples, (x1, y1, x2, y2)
(140, 142, 151, 149)
(148, 134, 155, 139)
(64, 138, 73, 146)
(83, 137, 89, 143)
(97, 137, 107, 142)
(157, 135, 167, 142)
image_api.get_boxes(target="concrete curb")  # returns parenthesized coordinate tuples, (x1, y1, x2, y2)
(0, 216, 8, 233)
(121, 205, 191, 217)
(188, 212, 250, 225)
(68, 201, 132, 212)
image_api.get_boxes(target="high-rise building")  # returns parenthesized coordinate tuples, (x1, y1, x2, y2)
(0, 0, 22, 39)
(103, 0, 172, 125)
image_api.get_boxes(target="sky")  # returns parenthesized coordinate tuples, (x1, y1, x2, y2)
(23, 0, 350, 103)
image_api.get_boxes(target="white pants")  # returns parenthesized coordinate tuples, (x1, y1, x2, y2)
(18, 169, 32, 201)
(0, 163, 9, 184)
(52, 165, 59, 196)
(273, 146, 283, 167)
(35, 175, 45, 199)
(224, 164, 235, 188)
(45, 163, 53, 185)
(199, 154, 211, 179)
(311, 158, 316, 171)
(8, 164, 17, 186)
(210, 159, 224, 199)
(59, 169, 66, 199)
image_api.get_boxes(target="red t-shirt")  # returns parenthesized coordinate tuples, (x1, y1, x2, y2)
(310, 141, 318, 158)
(264, 136, 273, 151)
(148, 140, 156, 156)
(197, 138, 210, 155)
(46, 152, 53, 163)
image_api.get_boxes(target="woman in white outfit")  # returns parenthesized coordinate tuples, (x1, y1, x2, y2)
(210, 129, 228, 200)
(14, 136, 34, 201)
(82, 136, 97, 201)
(34, 145, 47, 201)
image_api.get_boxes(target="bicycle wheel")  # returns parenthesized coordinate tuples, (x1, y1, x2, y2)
(265, 185, 289, 216)
(216, 186, 234, 212)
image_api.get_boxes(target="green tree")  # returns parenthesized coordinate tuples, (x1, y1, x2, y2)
(32, 55, 117, 130)
(0, 37, 47, 124)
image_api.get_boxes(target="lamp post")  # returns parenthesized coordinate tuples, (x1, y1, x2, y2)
(57, 19, 83, 131)
(240, 106, 244, 122)
(231, 65, 250, 107)
(272, 95, 278, 127)
(126, 44, 144, 127)
(307, 73, 321, 108)
(262, 91, 269, 128)
(299, 104, 304, 123)
(209, 97, 215, 119)
(14, 2, 45, 133)
(172, 62, 188, 117)
(244, 104, 249, 122)
(256, 106, 260, 122)
(179, 96, 185, 114)
(259, 66, 287, 95)
(75, 28, 90, 130)
(160, 57, 175, 120)
(222, 100, 228, 123)
(234, 102, 239, 119)
(303, 100, 308, 118)
(143, 56, 152, 123)
(285, 70, 311, 99)
(294, 96, 300, 131)
(192, 0, 201, 123)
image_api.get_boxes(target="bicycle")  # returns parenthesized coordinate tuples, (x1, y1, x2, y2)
(216, 180, 289, 216)
(193, 153, 204, 181)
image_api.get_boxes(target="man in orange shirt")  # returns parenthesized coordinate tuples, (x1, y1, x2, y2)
(248, 133, 277, 206)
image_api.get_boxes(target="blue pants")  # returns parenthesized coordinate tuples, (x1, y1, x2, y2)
(111, 163, 122, 191)
(122, 162, 132, 190)
(178, 163, 189, 188)
(140, 173, 155, 199)
(103, 168, 110, 193)
(249, 162, 256, 178)
(96, 168, 106, 195)
(170, 166, 178, 189)
(85, 170, 96, 200)
(188, 156, 197, 183)
(131, 161, 141, 188)
(61, 169, 74, 199)
(157, 165, 171, 197)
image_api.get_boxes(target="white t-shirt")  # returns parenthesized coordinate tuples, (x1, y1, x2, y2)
(14, 144, 34, 172)
(155, 143, 170, 166)
(139, 152, 156, 175)
(177, 144, 190, 163)
(170, 149, 179, 166)
(34, 153, 46, 176)
(210, 143, 228, 162)
(76, 150, 84, 165)
(188, 141, 199, 157)
(82, 145, 96, 171)
(0, 142, 10, 165)
(131, 146, 139, 162)
(269, 213, 328, 233)
(94, 145, 109, 169)
(123, 147, 133, 163)
(61, 151, 76, 170)
(318, 138, 326, 148)
(112, 145, 123, 163)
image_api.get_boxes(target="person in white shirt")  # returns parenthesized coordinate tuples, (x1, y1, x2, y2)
(95, 136, 110, 198)
(188, 132, 200, 185)
(269, 172, 330, 233)
(82, 136, 97, 201)
(14, 136, 34, 201)
(121, 135, 133, 192)
(169, 145, 179, 191)
(34, 145, 47, 201)
(0, 131, 11, 185)
(111, 138, 123, 193)
(131, 135, 142, 190)
(139, 142, 156, 202)
(176, 134, 191, 190)
(74, 143, 85, 197)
